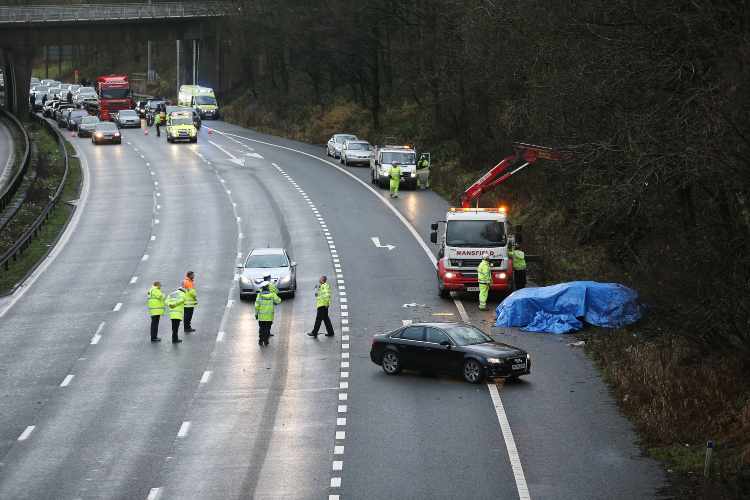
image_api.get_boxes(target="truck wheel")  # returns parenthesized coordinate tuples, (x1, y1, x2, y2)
(437, 277, 450, 299)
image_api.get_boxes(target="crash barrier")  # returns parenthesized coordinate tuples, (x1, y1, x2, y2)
(0, 2, 234, 24)
(0, 114, 69, 271)
(0, 107, 30, 216)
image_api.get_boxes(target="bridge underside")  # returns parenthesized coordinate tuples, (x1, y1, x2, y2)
(1, 19, 225, 117)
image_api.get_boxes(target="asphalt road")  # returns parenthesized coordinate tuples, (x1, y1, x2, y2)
(0, 117, 666, 499)
(0, 117, 15, 193)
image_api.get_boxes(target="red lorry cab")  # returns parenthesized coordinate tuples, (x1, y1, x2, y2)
(96, 75, 132, 121)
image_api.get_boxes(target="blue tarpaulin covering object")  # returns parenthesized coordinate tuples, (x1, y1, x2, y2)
(495, 281, 642, 334)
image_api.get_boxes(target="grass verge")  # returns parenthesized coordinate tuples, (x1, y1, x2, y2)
(0, 125, 81, 294)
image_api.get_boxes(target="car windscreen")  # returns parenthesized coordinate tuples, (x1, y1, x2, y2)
(445, 325, 493, 346)
(70, 111, 87, 119)
(336, 135, 356, 143)
(101, 88, 130, 99)
(81, 117, 99, 124)
(446, 220, 506, 247)
(148, 101, 165, 109)
(348, 143, 371, 151)
(381, 152, 416, 165)
(170, 118, 193, 126)
(245, 254, 289, 268)
(195, 95, 216, 105)
(119, 110, 137, 117)
(95, 123, 118, 131)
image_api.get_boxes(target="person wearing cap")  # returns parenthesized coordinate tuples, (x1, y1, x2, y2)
(165, 285, 187, 343)
(255, 280, 281, 346)
(389, 161, 401, 198)
(477, 253, 492, 310)
(307, 275, 334, 338)
(263, 274, 278, 336)
(146, 281, 165, 342)
(182, 271, 198, 333)
(508, 245, 527, 290)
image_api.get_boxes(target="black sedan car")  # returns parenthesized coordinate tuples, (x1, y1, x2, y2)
(370, 322, 531, 384)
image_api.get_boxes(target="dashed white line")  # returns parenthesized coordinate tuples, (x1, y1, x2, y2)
(60, 374, 74, 387)
(142, 254, 149, 261)
(333, 460, 343, 470)
(338, 405, 347, 413)
(146, 487, 162, 500)
(340, 372, 349, 378)
(200, 370, 212, 384)
(334, 445, 344, 454)
(17, 425, 35, 441)
(336, 431, 346, 440)
(336, 418, 346, 426)
(113, 302, 122, 312)
(330, 477, 342, 488)
(130, 276, 138, 284)
(91, 334, 101, 345)
(150, 235, 156, 241)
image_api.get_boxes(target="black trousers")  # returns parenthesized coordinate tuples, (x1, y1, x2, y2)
(258, 321, 272, 342)
(184, 307, 194, 330)
(171, 319, 181, 341)
(150, 315, 161, 340)
(514, 269, 527, 290)
(155, 123, 161, 136)
(312, 306, 334, 335)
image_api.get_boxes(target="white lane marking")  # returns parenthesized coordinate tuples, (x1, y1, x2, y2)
(338, 405, 347, 413)
(216, 331, 225, 342)
(208, 140, 245, 166)
(142, 254, 149, 261)
(455, 300, 470, 324)
(60, 374, 74, 387)
(146, 487, 162, 500)
(336, 431, 346, 440)
(151, 235, 156, 241)
(177, 421, 191, 438)
(113, 302, 122, 312)
(340, 372, 349, 378)
(340, 361, 349, 368)
(200, 371, 212, 384)
(342, 352, 350, 359)
(90, 334, 101, 345)
(0, 139, 91, 319)
(489, 383, 531, 500)
(330, 477, 342, 488)
(226, 299, 234, 308)
(339, 381, 349, 389)
(333, 460, 343, 470)
(371, 236, 396, 251)
(334, 445, 344, 454)
(338, 393, 348, 401)
(337, 418, 346, 426)
(154, 219, 160, 224)
(329, 496, 340, 500)
(130, 276, 138, 284)
(18, 426, 35, 441)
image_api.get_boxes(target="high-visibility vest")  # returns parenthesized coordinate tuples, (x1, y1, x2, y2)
(255, 290, 281, 321)
(147, 286, 165, 316)
(508, 250, 527, 270)
(166, 289, 186, 320)
(182, 278, 198, 307)
(389, 165, 401, 181)
(477, 260, 491, 285)
(316, 282, 332, 308)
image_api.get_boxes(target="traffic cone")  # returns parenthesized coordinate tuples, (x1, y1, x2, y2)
(208, 128, 213, 135)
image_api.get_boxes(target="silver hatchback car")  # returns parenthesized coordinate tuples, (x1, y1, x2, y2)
(326, 133, 357, 159)
(238, 248, 297, 299)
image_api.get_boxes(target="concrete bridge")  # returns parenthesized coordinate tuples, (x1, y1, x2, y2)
(0, 1, 238, 116)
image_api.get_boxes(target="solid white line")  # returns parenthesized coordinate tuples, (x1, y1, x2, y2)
(113, 302, 122, 312)
(216, 331, 225, 342)
(146, 487, 162, 500)
(130, 276, 138, 284)
(489, 383, 531, 500)
(60, 374, 74, 387)
(177, 421, 191, 438)
(17, 425, 35, 441)
(96, 321, 105, 335)
(0, 138, 91, 319)
(200, 371, 212, 384)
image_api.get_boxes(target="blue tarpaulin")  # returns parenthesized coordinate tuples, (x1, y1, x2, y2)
(495, 281, 642, 334)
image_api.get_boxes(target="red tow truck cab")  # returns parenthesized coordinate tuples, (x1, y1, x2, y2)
(96, 74, 132, 121)
(437, 254, 514, 293)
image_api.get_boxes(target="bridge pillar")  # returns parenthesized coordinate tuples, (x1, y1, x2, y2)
(6, 46, 34, 118)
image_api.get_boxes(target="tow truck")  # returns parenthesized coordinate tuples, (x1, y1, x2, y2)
(430, 143, 570, 298)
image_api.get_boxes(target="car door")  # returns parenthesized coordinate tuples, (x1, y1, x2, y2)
(392, 326, 425, 369)
(423, 327, 464, 372)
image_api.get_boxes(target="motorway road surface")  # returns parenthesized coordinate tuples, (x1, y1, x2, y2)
(0, 117, 665, 499)
(0, 116, 15, 193)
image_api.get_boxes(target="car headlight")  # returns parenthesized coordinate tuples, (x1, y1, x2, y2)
(114, 132, 120, 137)
(487, 357, 503, 364)
(95, 132, 103, 138)
(279, 275, 291, 285)
(240, 276, 250, 285)
(410, 172, 416, 177)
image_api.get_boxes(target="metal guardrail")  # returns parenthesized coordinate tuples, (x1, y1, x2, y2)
(0, 107, 30, 215)
(0, 114, 69, 271)
(0, 2, 235, 24)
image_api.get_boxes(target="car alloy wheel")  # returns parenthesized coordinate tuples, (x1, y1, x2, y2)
(463, 359, 484, 384)
(381, 351, 401, 375)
